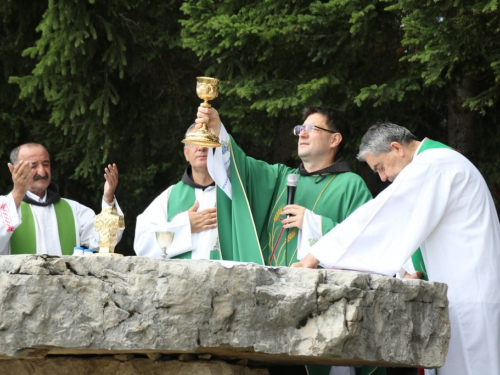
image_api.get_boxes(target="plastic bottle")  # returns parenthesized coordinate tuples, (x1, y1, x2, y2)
(83, 249, 94, 257)
(73, 247, 84, 256)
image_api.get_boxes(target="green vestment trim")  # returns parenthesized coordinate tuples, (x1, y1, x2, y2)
(54, 200, 77, 255)
(410, 139, 453, 281)
(11, 199, 76, 255)
(167, 181, 222, 260)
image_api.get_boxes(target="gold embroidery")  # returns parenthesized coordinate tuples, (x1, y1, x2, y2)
(273, 206, 283, 223)
(285, 230, 297, 243)
(311, 175, 336, 212)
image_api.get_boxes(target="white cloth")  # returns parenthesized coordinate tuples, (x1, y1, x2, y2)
(0, 193, 123, 255)
(309, 145, 500, 375)
(208, 125, 232, 199)
(134, 184, 217, 260)
(297, 210, 325, 260)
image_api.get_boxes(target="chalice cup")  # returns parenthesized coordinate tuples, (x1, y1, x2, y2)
(182, 76, 221, 148)
(156, 231, 175, 260)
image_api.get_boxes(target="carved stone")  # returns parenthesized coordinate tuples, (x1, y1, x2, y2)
(0, 255, 450, 368)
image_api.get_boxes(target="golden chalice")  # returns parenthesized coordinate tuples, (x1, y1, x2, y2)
(182, 76, 221, 148)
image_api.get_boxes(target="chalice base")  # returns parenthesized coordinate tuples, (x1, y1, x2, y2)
(182, 125, 221, 148)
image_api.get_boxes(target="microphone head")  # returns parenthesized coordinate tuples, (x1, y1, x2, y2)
(287, 174, 298, 187)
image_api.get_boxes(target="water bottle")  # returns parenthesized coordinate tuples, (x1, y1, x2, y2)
(73, 246, 84, 256)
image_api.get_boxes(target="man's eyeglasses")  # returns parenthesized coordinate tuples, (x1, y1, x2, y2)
(293, 124, 337, 136)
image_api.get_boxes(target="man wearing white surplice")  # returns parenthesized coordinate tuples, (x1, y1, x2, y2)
(134, 125, 218, 260)
(294, 122, 500, 375)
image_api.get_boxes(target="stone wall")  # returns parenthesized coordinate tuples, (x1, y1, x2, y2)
(0, 255, 449, 369)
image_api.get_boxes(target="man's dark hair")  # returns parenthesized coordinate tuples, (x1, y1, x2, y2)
(302, 107, 351, 155)
(10, 143, 50, 165)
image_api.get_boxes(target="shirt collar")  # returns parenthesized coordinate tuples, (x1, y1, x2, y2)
(26, 190, 47, 203)
(182, 166, 215, 191)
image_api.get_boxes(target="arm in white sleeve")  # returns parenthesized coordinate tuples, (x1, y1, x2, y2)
(207, 123, 232, 199)
(296, 209, 322, 260)
(309, 160, 450, 276)
(0, 194, 22, 255)
(73, 200, 99, 250)
(134, 186, 196, 259)
(396, 258, 416, 279)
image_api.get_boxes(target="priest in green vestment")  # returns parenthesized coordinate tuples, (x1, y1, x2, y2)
(0, 142, 123, 255)
(196, 106, 385, 375)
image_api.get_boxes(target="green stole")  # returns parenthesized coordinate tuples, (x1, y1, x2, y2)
(221, 137, 383, 375)
(10, 200, 76, 255)
(410, 139, 453, 281)
(167, 181, 223, 260)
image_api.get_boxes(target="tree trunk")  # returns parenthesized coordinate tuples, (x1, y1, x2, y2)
(447, 77, 477, 165)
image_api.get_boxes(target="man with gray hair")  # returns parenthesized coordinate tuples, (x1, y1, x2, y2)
(0, 142, 123, 255)
(134, 124, 218, 259)
(293, 122, 500, 375)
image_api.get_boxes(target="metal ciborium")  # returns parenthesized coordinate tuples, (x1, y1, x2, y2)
(182, 76, 221, 148)
(94, 206, 125, 257)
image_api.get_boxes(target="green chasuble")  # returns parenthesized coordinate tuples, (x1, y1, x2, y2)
(10, 199, 76, 255)
(218, 135, 372, 266)
(217, 136, 384, 375)
(409, 139, 453, 281)
(167, 180, 224, 260)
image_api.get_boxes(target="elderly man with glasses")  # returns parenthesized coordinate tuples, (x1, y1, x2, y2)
(134, 124, 219, 260)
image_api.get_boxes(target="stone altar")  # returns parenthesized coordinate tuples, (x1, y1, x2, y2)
(0, 255, 449, 372)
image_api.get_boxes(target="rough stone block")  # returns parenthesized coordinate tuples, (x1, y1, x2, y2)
(0, 255, 449, 368)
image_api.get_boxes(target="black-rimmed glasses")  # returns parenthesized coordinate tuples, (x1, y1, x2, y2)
(293, 124, 337, 136)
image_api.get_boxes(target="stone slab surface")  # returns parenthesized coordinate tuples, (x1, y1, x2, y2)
(0, 255, 450, 367)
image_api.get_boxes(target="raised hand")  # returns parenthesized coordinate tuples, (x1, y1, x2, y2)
(195, 106, 222, 136)
(8, 161, 34, 207)
(103, 164, 119, 203)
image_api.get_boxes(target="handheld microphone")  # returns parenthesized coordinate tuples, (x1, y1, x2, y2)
(286, 174, 298, 207)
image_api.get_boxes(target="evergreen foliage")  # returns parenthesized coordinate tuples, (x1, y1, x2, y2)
(1, 0, 499, 254)
(180, 0, 500, 196)
(2, 0, 204, 254)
